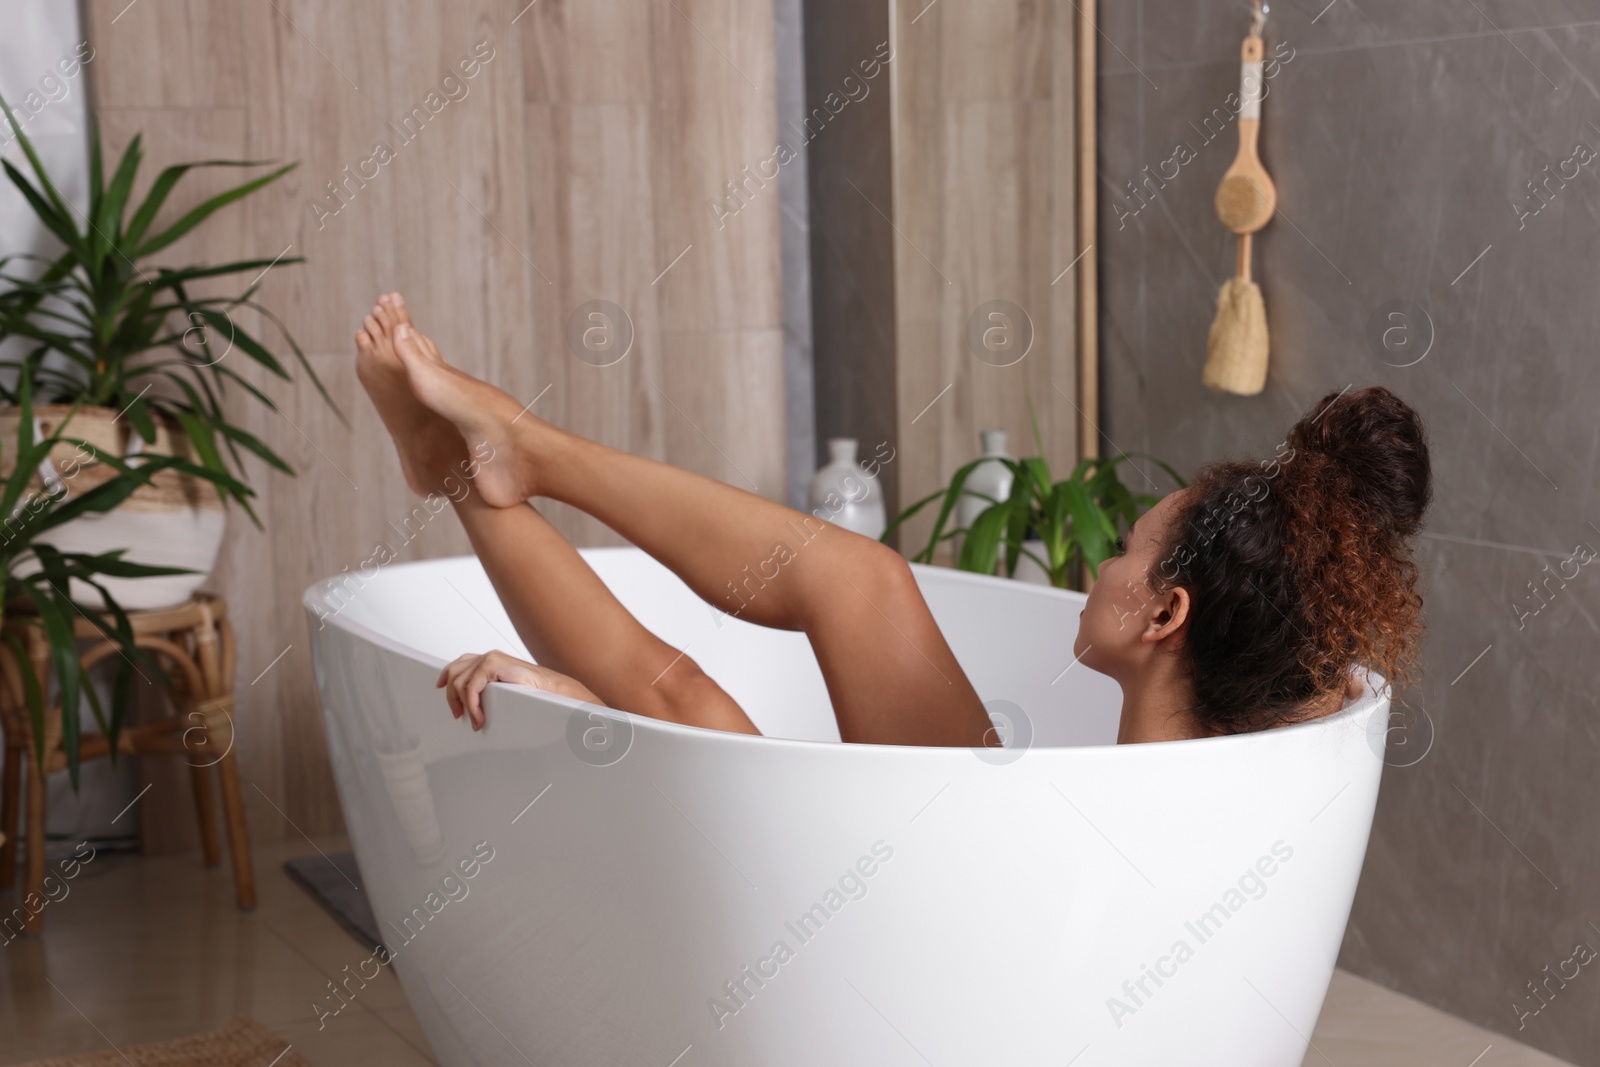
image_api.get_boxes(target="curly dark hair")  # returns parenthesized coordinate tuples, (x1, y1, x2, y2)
(1155, 386, 1431, 734)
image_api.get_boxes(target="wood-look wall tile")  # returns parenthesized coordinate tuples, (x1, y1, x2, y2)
(887, 0, 950, 549)
(524, 104, 636, 548)
(520, 0, 654, 104)
(1023, 96, 1077, 476)
(559, 103, 660, 317)
(519, 100, 579, 544)
(239, 3, 523, 356)
(237, 3, 394, 353)
(935, 0, 1052, 100)
(449, 30, 542, 417)
(893, 317, 949, 501)
(891, 5, 944, 554)
(889, 1, 947, 280)
(938, 99, 1027, 483)
(1046, 0, 1080, 437)
(84, 0, 247, 109)
(527, 102, 667, 468)
(650, 0, 783, 335)
(197, 350, 291, 843)
(260, 356, 370, 834)
(886, 0, 1078, 554)
(87, 0, 786, 841)
(659, 329, 786, 499)
(942, 100, 1028, 292)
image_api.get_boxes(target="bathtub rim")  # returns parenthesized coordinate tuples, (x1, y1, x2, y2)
(303, 551, 1389, 757)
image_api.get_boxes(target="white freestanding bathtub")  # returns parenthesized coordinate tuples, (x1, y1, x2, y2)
(305, 548, 1388, 1067)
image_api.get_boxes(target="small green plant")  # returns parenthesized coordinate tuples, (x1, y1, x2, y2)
(885, 418, 1183, 589)
(0, 95, 338, 524)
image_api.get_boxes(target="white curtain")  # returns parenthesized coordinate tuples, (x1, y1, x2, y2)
(0, 0, 90, 259)
(0, 1, 140, 850)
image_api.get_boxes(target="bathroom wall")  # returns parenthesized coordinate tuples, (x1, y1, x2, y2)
(887, 0, 1083, 553)
(803, 0, 901, 510)
(775, 0, 817, 510)
(81, 0, 785, 845)
(1096, 1, 1600, 1061)
(805, 0, 1084, 550)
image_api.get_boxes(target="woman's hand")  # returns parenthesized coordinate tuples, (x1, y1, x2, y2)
(436, 650, 605, 730)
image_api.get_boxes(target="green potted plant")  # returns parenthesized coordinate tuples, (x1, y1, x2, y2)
(0, 97, 336, 612)
(0, 99, 339, 779)
(886, 420, 1183, 590)
(0, 364, 216, 786)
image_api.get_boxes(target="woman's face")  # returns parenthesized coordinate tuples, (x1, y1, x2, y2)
(1074, 489, 1192, 681)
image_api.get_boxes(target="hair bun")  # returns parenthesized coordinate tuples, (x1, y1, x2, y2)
(1287, 386, 1431, 538)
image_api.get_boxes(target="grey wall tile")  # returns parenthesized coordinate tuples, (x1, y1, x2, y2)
(1099, 4, 1600, 1062)
(776, 0, 817, 508)
(1133, 0, 1600, 71)
(803, 0, 901, 511)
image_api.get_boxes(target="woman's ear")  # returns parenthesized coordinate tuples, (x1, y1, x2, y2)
(1142, 585, 1191, 644)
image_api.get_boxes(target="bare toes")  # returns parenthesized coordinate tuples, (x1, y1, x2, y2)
(395, 324, 444, 367)
(383, 292, 415, 328)
(362, 315, 392, 357)
(393, 323, 426, 365)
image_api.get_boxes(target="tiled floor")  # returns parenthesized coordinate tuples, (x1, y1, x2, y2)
(1, 837, 436, 1065)
(0, 837, 1578, 1066)
(1309, 973, 1575, 1067)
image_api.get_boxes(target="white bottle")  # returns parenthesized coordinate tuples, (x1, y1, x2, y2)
(956, 429, 1015, 539)
(807, 438, 886, 539)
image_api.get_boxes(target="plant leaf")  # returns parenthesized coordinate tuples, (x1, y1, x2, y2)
(123, 158, 280, 250)
(217, 421, 294, 475)
(134, 162, 297, 258)
(99, 132, 143, 245)
(2, 159, 81, 253)
(957, 502, 1010, 576)
(1062, 479, 1117, 578)
(190, 308, 288, 378)
(0, 95, 80, 237)
(32, 579, 82, 788)
(920, 459, 985, 559)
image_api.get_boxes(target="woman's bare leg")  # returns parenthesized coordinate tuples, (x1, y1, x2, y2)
(452, 496, 758, 733)
(358, 298, 756, 733)
(382, 294, 993, 747)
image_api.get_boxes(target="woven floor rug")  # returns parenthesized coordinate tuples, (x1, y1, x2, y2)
(12, 1018, 306, 1066)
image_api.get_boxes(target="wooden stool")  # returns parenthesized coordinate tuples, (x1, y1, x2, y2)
(0, 594, 254, 933)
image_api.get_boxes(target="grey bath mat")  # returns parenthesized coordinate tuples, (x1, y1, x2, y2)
(283, 850, 384, 951)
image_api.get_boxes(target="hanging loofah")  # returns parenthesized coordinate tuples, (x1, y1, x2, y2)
(1204, 1, 1275, 397)
(1204, 276, 1268, 395)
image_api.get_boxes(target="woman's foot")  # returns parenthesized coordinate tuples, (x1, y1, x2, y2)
(384, 305, 545, 507)
(355, 293, 470, 497)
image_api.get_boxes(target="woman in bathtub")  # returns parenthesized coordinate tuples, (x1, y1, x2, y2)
(355, 292, 1430, 746)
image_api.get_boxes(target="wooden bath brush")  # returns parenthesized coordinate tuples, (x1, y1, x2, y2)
(1203, 1, 1275, 396)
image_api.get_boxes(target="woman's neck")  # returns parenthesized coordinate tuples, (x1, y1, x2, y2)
(1115, 658, 1205, 743)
